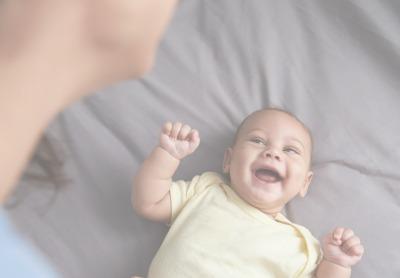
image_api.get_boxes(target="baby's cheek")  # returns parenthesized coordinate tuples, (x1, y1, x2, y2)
(287, 167, 308, 188)
(293, 160, 309, 174)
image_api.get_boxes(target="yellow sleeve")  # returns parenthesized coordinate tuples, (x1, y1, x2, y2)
(169, 172, 223, 224)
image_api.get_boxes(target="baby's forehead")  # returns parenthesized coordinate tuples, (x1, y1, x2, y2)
(237, 110, 312, 146)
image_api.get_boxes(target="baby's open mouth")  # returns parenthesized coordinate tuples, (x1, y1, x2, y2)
(254, 168, 283, 183)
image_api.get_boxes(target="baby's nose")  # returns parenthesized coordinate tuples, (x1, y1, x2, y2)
(263, 148, 281, 161)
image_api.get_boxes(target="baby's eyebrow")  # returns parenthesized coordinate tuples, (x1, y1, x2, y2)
(286, 137, 305, 150)
(246, 129, 266, 136)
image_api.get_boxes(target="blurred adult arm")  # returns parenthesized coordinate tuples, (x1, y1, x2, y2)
(0, 0, 178, 204)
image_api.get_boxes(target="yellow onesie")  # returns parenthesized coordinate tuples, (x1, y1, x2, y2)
(148, 172, 322, 278)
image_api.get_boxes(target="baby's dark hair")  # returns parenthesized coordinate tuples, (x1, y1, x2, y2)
(233, 107, 313, 163)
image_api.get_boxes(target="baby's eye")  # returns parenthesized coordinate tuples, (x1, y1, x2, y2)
(250, 137, 265, 145)
(283, 147, 300, 155)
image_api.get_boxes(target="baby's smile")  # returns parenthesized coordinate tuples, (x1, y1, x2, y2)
(251, 167, 284, 195)
(254, 168, 282, 183)
(252, 160, 284, 185)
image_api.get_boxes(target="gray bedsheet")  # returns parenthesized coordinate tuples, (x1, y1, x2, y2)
(7, 1, 400, 277)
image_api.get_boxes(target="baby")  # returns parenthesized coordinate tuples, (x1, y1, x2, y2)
(133, 108, 364, 277)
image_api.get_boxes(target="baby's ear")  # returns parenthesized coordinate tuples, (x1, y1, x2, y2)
(223, 148, 232, 173)
(299, 171, 313, 197)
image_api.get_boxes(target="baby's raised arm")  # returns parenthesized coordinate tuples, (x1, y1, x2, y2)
(132, 122, 200, 223)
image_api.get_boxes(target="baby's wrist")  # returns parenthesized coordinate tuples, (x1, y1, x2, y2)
(317, 258, 351, 278)
(157, 145, 182, 161)
(322, 257, 352, 269)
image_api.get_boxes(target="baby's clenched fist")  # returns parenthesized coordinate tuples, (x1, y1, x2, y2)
(159, 122, 200, 160)
(322, 227, 364, 268)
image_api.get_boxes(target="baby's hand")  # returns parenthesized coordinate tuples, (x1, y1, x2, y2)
(159, 122, 200, 160)
(322, 227, 364, 268)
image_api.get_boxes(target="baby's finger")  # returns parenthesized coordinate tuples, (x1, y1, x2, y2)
(342, 228, 355, 241)
(189, 129, 200, 148)
(162, 122, 173, 136)
(347, 244, 364, 257)
(342, 235, 360, 253)
(171, 122, 182, 139)
(178, 124, 192, 140)
(332, 227, 345, 244)
(189, 129, 199, 141)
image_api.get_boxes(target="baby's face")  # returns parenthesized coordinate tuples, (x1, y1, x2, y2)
(223, 110, 313, 216)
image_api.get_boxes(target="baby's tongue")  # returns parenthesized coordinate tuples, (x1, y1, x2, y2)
(255, 169, 280, 183)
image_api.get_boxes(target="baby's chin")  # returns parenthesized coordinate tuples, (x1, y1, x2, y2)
(235, 183, 284, 209)
(249, 192, 282, 208)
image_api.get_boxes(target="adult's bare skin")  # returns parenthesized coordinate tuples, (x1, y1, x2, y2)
(0, 0, 178, 204)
